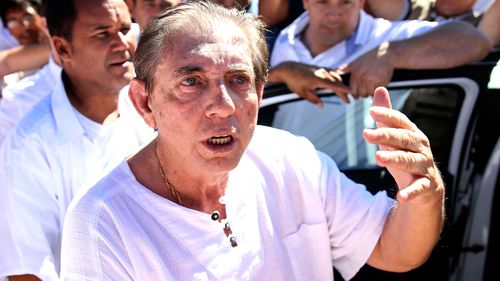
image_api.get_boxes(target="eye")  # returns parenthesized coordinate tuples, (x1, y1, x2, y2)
(120, 27, 131, 35)
(181, 77, 198, 86)
(233, 76, 247, 84)
(96, 31, 109, 39)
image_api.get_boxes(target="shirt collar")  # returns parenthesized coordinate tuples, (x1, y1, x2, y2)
(286, 11, 310, 46)
(352, 10, 373, 47)
(51, 72, 85, 145)
(47, 56, 62, 84)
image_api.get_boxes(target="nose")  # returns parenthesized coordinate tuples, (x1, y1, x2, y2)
(205, 82, 236, 118)
(111, 30, 133, 52)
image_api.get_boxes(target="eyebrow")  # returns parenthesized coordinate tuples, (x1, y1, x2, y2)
(89, 21, 131, 33)
(173, 65, 206, 77)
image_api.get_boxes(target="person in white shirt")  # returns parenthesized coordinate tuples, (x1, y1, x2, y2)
(266, 0, 491, 168)
(0, 0, 154, 280)
(0, 56, 61, 144)
(60, 2, 444, 280)
(0, 21, 18, 51)
(0, 0, 48, 87)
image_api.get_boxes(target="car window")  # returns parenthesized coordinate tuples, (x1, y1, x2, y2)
(259, 86, 465, 172)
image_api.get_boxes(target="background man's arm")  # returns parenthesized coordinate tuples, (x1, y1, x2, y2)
(258, 0, 289, 27)
(0, 44, 49, 77)
(344, 21, 491, 98)
(364, 0, 407, 20)
(479, 0, 500, 47)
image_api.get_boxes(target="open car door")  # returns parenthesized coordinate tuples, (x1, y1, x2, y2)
(259, 50, 500, 280)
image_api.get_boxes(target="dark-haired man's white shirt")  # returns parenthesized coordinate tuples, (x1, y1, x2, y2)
(0, 75, 155, 280)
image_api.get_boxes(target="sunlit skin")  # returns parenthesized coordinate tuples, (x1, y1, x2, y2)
(435, 0, 475, 18)
(130, 0, 181, 29)
(302, 0, 365, 57)
(143, 24, 263, 189)
(5, 6, 42, 45)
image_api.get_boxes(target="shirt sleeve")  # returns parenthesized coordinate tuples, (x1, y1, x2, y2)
(0, 134, 61, 280)
(317, 151, 395, 280)
(61, 190, 133, 281)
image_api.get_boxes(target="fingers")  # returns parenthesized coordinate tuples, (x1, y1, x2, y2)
(303, 89, 324, 107)
(374, 150, 432, 175)
(307, 68, 351, 105)
(369, 106, 419, 131)
(397, 177, 431, 203)
(363, 127, 429, 153)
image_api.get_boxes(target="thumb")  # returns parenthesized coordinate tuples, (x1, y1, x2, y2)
(372, 87, 392, 109)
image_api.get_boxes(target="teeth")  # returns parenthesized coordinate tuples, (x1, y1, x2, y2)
(208, 136, 232, 145)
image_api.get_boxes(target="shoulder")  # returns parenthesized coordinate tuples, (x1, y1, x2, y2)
(9, 93, 55, 141)
(66, 162, 135, 223)
(248, 126, 323, 173)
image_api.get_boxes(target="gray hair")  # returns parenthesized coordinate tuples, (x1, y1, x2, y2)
(134, 0, 269, 94)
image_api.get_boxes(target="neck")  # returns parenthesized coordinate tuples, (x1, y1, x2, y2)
(128, 140, 229, 214)
(301, 25, 339, 58)
(62, 71, 121, 124)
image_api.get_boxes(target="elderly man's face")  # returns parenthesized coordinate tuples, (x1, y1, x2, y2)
(149, 23, 262, 174)
(303, 0, 365, 51)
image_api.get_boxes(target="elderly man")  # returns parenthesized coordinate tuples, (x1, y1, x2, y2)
(0, 0, 153, 280)
(61, 2, 444, 280)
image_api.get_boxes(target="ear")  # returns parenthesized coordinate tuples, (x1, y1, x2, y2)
(256, 82, 264, 107)
(52, 36, 72, 63)
(129, 79, 157, 129)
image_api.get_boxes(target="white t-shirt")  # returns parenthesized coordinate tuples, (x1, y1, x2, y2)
(0, 76, 155, 280)
(0, 56, 61, 144)
(61, 126, 394, 281)
(269, 11, 438, 169)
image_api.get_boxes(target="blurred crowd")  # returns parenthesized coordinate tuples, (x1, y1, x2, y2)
(0, 0, 497, 280)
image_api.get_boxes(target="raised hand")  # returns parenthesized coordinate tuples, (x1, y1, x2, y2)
(362, 87, 444, 203)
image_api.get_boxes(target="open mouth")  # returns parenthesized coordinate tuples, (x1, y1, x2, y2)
(207, 135, 233, 145)
(110, 60, 129, 67)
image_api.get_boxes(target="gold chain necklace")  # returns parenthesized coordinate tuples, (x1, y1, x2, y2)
(155, 142, 184, 206)
(154, 142, 237, 247)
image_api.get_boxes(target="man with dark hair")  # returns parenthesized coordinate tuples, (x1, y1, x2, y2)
(0, 0, 42, 45)
(61, 2, 444, 280)
(0, 0, 153, 280)
(0, 0, 48, 95)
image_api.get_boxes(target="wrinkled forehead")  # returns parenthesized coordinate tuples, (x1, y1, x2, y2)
(160, 23, 254, 74)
